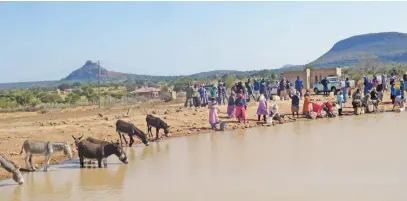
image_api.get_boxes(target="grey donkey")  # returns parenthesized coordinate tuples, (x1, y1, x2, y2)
(0, 154, 24, 184)
(19, 140, 73, 172)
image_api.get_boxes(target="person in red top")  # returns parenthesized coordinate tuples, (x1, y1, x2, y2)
(324, 101, 336, 118)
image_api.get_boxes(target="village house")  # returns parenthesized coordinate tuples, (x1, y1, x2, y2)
(130, 86, 162, 99)
(281, 67, 342, 89)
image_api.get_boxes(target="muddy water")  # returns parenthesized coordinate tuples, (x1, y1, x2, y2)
(2, 113, 407, 201)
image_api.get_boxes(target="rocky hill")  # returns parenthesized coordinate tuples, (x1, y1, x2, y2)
(309, 32, 407, 68)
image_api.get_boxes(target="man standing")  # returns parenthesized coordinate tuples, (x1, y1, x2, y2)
(253, 79, 260, 101)
(295, 76, 304, 98)
(245, 79, 254, 102)
(184, 83, 194, 108)
(321, 77, 329, 97)
(279, 77, 287, 100)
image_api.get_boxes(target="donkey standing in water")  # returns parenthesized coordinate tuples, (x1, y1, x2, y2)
(0, 154, 24, 185)
(77, 140, 128, 168)
(146, 114, 171, 141)
(115, 120, 150, 147)
(20, 140, 73, 172)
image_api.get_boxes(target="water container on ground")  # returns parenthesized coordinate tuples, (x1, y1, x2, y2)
(220, 122, 226, 131)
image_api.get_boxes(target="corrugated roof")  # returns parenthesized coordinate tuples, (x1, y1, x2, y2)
(133, 87, 161, 93)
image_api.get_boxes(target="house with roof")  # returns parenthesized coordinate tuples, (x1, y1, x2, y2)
(129, 86, 162, 99)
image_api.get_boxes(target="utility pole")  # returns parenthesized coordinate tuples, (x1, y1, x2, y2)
(97, 60, 101, 109)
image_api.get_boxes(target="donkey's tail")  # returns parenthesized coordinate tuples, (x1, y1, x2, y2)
(19, 143, 25, 155)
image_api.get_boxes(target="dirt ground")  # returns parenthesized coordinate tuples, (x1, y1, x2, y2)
(0, 92, 396, 181)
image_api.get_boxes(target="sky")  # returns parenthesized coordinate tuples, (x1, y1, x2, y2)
(1, 1, 407, 83)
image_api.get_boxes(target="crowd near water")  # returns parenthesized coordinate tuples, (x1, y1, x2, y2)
(183, 72, 407, 129)
(1, 71, 407, 189)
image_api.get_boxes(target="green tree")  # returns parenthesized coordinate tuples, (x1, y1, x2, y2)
(65, 93, 81, 104)
(58, 83, 71, 91)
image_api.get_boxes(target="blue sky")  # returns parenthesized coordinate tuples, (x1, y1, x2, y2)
(1, 1, 407, 83)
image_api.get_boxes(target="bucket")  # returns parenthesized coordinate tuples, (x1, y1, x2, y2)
(367, 104, 374, 113)
(310, 112, 317, 119)
(219, 122, 226, 131)
(355, 107, 361, 115)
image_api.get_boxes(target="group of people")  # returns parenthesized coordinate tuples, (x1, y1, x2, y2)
(192, 72, 407, 130)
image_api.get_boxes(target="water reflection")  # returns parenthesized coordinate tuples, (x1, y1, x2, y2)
(1, 113, 407, 200)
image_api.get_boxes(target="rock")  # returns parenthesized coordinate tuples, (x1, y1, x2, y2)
(193, 113, 196, 115)
(152, 110, 157, 114)
(197, 129, 201, 131)
(98, 113, 103, 117)
(188, 131, 192, 134)
(163, 116, 167, 119)
(108, 125, 114, 127)
(62, 121, 68, 124)
(164, 110, 169, 115)
(104, 117, 109, 121)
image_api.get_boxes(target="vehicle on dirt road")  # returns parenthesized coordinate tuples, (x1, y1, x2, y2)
(313, 76, 355, 95)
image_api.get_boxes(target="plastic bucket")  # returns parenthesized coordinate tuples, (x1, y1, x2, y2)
(219, 122, 226, 131)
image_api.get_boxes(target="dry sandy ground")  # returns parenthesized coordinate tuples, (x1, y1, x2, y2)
(0, 92, 396, 181)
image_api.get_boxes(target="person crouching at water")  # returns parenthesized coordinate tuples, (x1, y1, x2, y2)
(257, 94, 269, 122)
(208, 97, 220, 129)
(393, 95, 406, 111)
(290, 91, 300, 118)
(324, 101, 336, 118)
(303, 89, 311, 118)
(352, 88, 363, 115)
(268, 103, 283, 123)
(235, 93, 247, 123)
(227, 91, 236, 118)
(337, 91, 344, 116)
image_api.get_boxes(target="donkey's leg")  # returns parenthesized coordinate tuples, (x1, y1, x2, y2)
(97, 159, 102, 168)
(44, 154, 51, 172)
(79, 156, 85, 168)
(29, 154, 36, 171)
(118, 131, 123, 146)
(129, 135, 135, 147)
(103, 158, 107, 167)
(121, 134, 129, 145)
(24, 153, 30, 170)
(156, 128, 160, 140)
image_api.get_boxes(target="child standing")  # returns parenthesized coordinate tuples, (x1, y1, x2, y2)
(337, 91, 344, 116)
(208, 97, 219, 129)
(256, 94, 269, 122)
(235, 93, 247, 123)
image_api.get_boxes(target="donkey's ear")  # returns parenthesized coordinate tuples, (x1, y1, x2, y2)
(167, 125, 171, 128)
(79, 135, 84, 140)
(71, 135, 76, 140)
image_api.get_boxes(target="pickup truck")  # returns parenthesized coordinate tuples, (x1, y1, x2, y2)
(313, 77, 355, 94)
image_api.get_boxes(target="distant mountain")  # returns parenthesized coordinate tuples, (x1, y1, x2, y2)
(279, 64, 304, 71)
(309, 32, 407, 68)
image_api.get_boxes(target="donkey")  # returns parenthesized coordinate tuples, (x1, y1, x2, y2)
(85, 136, 111, 145)
(77, 140, 128, 168)
(0, 154, 24, 185)
(115, 120, 149, 147)
(20, 140, 73, 172)
(72, 135, 84, 149)
(146, 114, 171, 140)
